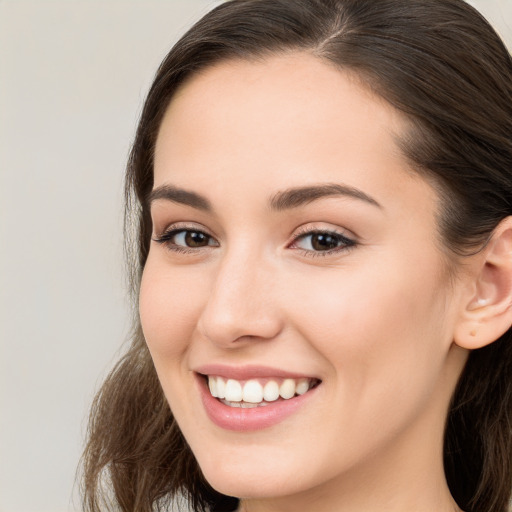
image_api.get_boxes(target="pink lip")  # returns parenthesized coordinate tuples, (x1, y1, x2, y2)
(194, 363, 317, 381)
(194, 371, 320, 432)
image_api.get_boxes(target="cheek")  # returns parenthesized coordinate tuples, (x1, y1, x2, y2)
(283, 251, 452, 415)
(139, 255, 206, 360)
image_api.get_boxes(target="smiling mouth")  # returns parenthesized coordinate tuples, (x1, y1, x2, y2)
(204, 375, 321, 408)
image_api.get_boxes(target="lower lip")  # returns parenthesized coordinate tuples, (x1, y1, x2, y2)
(196, 374, 319, 431)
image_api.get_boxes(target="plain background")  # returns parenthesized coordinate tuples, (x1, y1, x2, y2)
(0, 1, 510, 511)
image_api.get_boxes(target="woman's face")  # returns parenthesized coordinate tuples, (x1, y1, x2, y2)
(140, 54, 468, 504)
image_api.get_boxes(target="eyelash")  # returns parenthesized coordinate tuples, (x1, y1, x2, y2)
(290, 226, 357, 258)
(152, 224, 218, 255)
(152, 224, 357, 258)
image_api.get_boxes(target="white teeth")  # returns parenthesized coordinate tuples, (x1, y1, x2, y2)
(279, 379, 295, 399)
(263, 380, 279, 402)
(224, 379, 243, 402)
(207, 375, 317, 405)
(216, 377, 226, 399)
(296, 378, 309, 396)
(240, 402, 259, 408)
(220, 399, 270, 408)
(243, 380, 264, 403)
(208, 377, 218, 398)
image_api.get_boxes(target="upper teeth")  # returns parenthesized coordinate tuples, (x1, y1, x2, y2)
(207, 376, 314, 404)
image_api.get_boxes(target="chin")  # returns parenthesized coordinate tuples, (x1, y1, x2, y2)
(204, 468, 298, 500)
(193, 445, 318, 500)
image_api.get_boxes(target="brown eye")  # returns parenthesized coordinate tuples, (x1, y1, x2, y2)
(153, 228, 218, 251)
(184, 231, 211, 247)
(292, 230, 356, 254)
(310, 233, 340, 251)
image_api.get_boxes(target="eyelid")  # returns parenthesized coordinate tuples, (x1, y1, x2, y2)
(152, 222, 219, 251)
(153, 221, 216, 239)
(287, 224, 357, 257)
(291, 223, 357, 244)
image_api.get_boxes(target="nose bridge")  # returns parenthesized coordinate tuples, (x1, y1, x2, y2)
(198, 244, 282, 346)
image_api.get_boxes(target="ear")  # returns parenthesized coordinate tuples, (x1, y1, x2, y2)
(454, 217, 512, 350)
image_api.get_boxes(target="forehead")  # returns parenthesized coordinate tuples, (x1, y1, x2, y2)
(156, 52, 407, 159)
(153, 53, 430, 214)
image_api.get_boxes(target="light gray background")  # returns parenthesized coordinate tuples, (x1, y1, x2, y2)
(0, 1, 510, 511)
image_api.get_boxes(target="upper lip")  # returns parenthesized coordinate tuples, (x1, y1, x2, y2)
(194, 364, 320, 381)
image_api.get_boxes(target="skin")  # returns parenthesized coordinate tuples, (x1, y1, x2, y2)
(139, 53, 470, 512)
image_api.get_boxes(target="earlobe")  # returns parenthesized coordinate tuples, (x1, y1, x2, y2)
(454, 217, 512, 350)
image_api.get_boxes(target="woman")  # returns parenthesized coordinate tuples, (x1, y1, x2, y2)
(81, 1, 512, 511)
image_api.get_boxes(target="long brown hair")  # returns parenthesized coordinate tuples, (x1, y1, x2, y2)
(81, 1, 512, 511)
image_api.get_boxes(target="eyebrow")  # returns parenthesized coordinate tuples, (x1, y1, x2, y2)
(148, 184, 212, 211)
(269, 183, 382, 210)
(148, 182, 381, 212)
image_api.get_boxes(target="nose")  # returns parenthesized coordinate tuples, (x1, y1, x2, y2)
(197, 250, 283, 348)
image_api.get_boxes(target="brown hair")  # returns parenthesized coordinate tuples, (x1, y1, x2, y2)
(81, 1, 512, 511)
